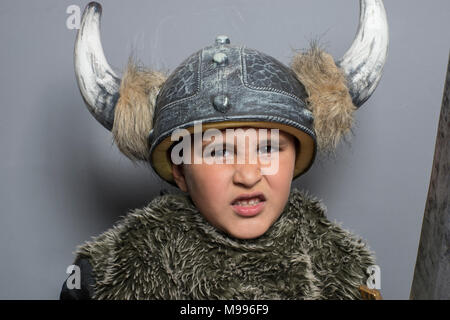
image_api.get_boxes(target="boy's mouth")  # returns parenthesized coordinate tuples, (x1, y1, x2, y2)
(233, 198, 263, 206)
(231, 192, 267, 217)
(231, 192, 266, 217)
(231, 192, 266, 206)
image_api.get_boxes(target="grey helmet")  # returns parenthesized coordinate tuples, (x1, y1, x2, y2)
(74, 1, 389, 185)
(149, 41, 317, 182)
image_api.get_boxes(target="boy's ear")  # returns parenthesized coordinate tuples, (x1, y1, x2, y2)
(171, 164, 188, 192)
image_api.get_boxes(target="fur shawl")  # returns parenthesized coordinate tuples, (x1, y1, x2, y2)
(75, 188, 375, 300)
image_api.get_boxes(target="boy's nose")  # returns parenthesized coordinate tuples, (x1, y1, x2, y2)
(232, 163, 262, 187)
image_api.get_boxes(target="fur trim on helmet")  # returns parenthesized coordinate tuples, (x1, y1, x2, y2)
(291, 45, 356, 153)
(112, 57, 166, 162)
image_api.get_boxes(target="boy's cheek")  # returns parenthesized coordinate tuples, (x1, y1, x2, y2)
(184, 164, 232, 198)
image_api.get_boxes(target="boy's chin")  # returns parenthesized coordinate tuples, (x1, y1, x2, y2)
(225, 225, 270, 240)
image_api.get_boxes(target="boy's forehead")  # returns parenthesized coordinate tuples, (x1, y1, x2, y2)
(201, 127, 288, 144)
(215, 127, 284, 135)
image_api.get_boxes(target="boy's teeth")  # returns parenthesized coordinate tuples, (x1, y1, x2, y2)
(236, 198, 261, 206)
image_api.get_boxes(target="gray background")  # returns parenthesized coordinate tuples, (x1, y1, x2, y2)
(0, 0, 448, 299)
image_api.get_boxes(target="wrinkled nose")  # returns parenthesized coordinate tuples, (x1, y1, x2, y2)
(232, 163, 262, 187)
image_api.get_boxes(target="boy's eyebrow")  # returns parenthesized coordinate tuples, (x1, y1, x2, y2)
(260, 136, 287, 145)
(201, 137, 223, 147)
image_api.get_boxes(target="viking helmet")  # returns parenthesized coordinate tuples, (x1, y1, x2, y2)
(74, 1, 389, 185)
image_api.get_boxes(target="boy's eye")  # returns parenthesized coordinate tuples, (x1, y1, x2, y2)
(210, 147, 233, 158)
(258, 144, 279, 154)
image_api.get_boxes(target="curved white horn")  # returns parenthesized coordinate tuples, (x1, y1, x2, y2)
(337, 0, 389, 107)
(74, 2, 120, 130)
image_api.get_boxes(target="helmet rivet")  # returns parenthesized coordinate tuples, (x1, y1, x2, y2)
(213, 94, 230, 113)
(213, 52, 228, 65)
(215, 35, 230, 45)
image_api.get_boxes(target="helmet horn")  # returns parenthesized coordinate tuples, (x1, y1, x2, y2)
(337, 0, 389, 107)
(74, 2, 120, 130)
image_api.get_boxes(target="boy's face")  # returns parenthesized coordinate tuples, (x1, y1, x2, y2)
(171, 127, 296, 239)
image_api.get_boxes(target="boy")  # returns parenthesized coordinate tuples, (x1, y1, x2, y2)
(61, 0, 388, 299)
